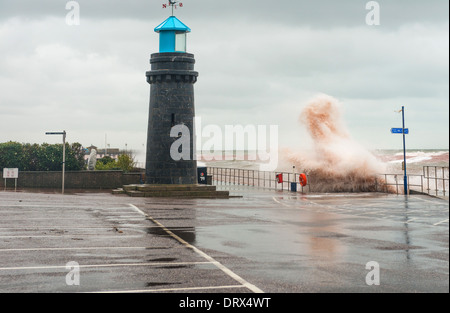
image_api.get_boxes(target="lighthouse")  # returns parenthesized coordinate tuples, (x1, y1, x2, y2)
(145, 11, 198, 185)
(118, 2, 230, 198)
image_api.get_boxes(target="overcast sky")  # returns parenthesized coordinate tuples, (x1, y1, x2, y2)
(0, 0, 448, 164)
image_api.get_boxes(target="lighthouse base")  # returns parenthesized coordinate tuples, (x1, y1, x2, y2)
(118, 184, 231, 199)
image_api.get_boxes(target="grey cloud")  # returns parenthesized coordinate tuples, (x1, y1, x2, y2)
(0, 0, 448, 28)
(0, 0, 448, 151)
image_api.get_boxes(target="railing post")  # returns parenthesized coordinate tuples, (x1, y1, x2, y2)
(407, 175, 410, 195)
(384, 174, 387, 193)
(421, 175, 423, 193)
(395, 175, 399, 195)
(443, 167, 446, 197)
(435, 166, 438, 196)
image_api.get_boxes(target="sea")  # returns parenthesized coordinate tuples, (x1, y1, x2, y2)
(132, 149, 448, 195)
(196, 149, 449, 175)
(196, 149, 449, 196)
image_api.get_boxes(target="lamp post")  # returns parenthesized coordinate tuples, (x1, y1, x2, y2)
(45, 131, 66, 194)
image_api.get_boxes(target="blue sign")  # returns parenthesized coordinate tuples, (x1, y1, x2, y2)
(391, 128, 409, 134)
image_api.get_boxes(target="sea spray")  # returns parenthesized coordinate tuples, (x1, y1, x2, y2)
(284, 94, 391, 193)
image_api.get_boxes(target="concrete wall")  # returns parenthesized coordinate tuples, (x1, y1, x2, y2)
(0, 171, 143, 190)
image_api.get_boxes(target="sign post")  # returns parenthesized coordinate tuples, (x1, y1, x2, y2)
(390, 128, 409, 134)
(391, 107, 408, 195)
(3, 168, 19, 191)
(401, 106, 407, 195)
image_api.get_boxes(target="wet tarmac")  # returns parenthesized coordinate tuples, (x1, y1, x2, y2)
(0, 187, 448, 293)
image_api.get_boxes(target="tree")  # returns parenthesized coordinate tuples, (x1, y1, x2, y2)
(66, 142, 86, 171)
(0, 141, 86, 171)
(0, 142, 23, 169)
(95, 156, 120, 171)
(95, 154, 136, 172)
(116, 154, 136, 172)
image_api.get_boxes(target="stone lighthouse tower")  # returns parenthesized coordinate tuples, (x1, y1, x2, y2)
(145, 13, 198, 185)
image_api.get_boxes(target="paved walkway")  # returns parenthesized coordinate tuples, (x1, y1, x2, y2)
(0, 187, 448, 293)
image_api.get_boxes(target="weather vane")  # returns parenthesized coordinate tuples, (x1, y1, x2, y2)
(162, 0, 183, 16)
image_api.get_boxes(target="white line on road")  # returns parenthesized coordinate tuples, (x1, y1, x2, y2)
(128, 204, 264, 294)
(411, 196, 448, 205)
(93, 285, 247, 293)
(0, 225, 153, 230)
(0, 246, 163, 252)
(433, 219, 449, 226)
(0, 235, 143, 239)
(0, 261, 212, 271)
(0, 204, 94, 209)
(272, 197, 291, 208)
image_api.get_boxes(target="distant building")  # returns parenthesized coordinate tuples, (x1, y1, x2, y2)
(85, 145, 121, 162)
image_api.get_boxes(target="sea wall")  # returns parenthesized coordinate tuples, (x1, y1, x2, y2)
(0, 171, 144, 190)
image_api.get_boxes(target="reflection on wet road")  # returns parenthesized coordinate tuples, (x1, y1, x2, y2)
(139, 190, 448, 292)
(0, 188, 447, 293)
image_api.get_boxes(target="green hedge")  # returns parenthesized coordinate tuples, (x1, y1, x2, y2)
(0, 141, 86, 171)
(95, 154, 135, 172)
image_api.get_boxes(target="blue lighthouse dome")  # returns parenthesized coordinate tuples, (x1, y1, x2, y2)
(155, 16, 191, 53)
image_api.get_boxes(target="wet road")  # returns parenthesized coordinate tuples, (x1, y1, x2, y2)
(0, 187, 448, 293)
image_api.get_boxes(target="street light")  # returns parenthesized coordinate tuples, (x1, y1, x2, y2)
(45, 131, 66, 194)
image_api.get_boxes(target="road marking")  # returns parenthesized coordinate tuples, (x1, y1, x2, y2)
(359, 211, 383, 215)
(411, 196, 448, 205)
(0, 246, 164, 252)
(0, 226, 152, 230)
(94, 285, 248, 293)
(272, 197, 291, 207)
(433, 219, 449, 226)
(0, 218, 95, 221)
(0, 204, 94, 209)
(0, 235, 143, 239)
(0, 261, 212, 271)
(128, 204, 264, 293)
(305, 200, 347, 213)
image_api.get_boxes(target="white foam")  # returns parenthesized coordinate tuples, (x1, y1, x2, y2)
(389, 156, 433, 164)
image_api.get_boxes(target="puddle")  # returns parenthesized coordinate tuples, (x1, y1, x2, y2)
(145, 226, 196, 245)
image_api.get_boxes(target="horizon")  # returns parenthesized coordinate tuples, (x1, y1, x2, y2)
(1, 140, 449, 152)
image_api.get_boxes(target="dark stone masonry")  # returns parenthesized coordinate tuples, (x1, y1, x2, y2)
(145, 52, 199, 185)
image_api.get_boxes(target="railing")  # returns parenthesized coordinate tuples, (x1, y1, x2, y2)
(207, 167, 310, 192)
(207, 166, 449, 198)
(423, 166, 449, 197)
(376, 174, 424, 195)
(378, 167, 449, 197)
